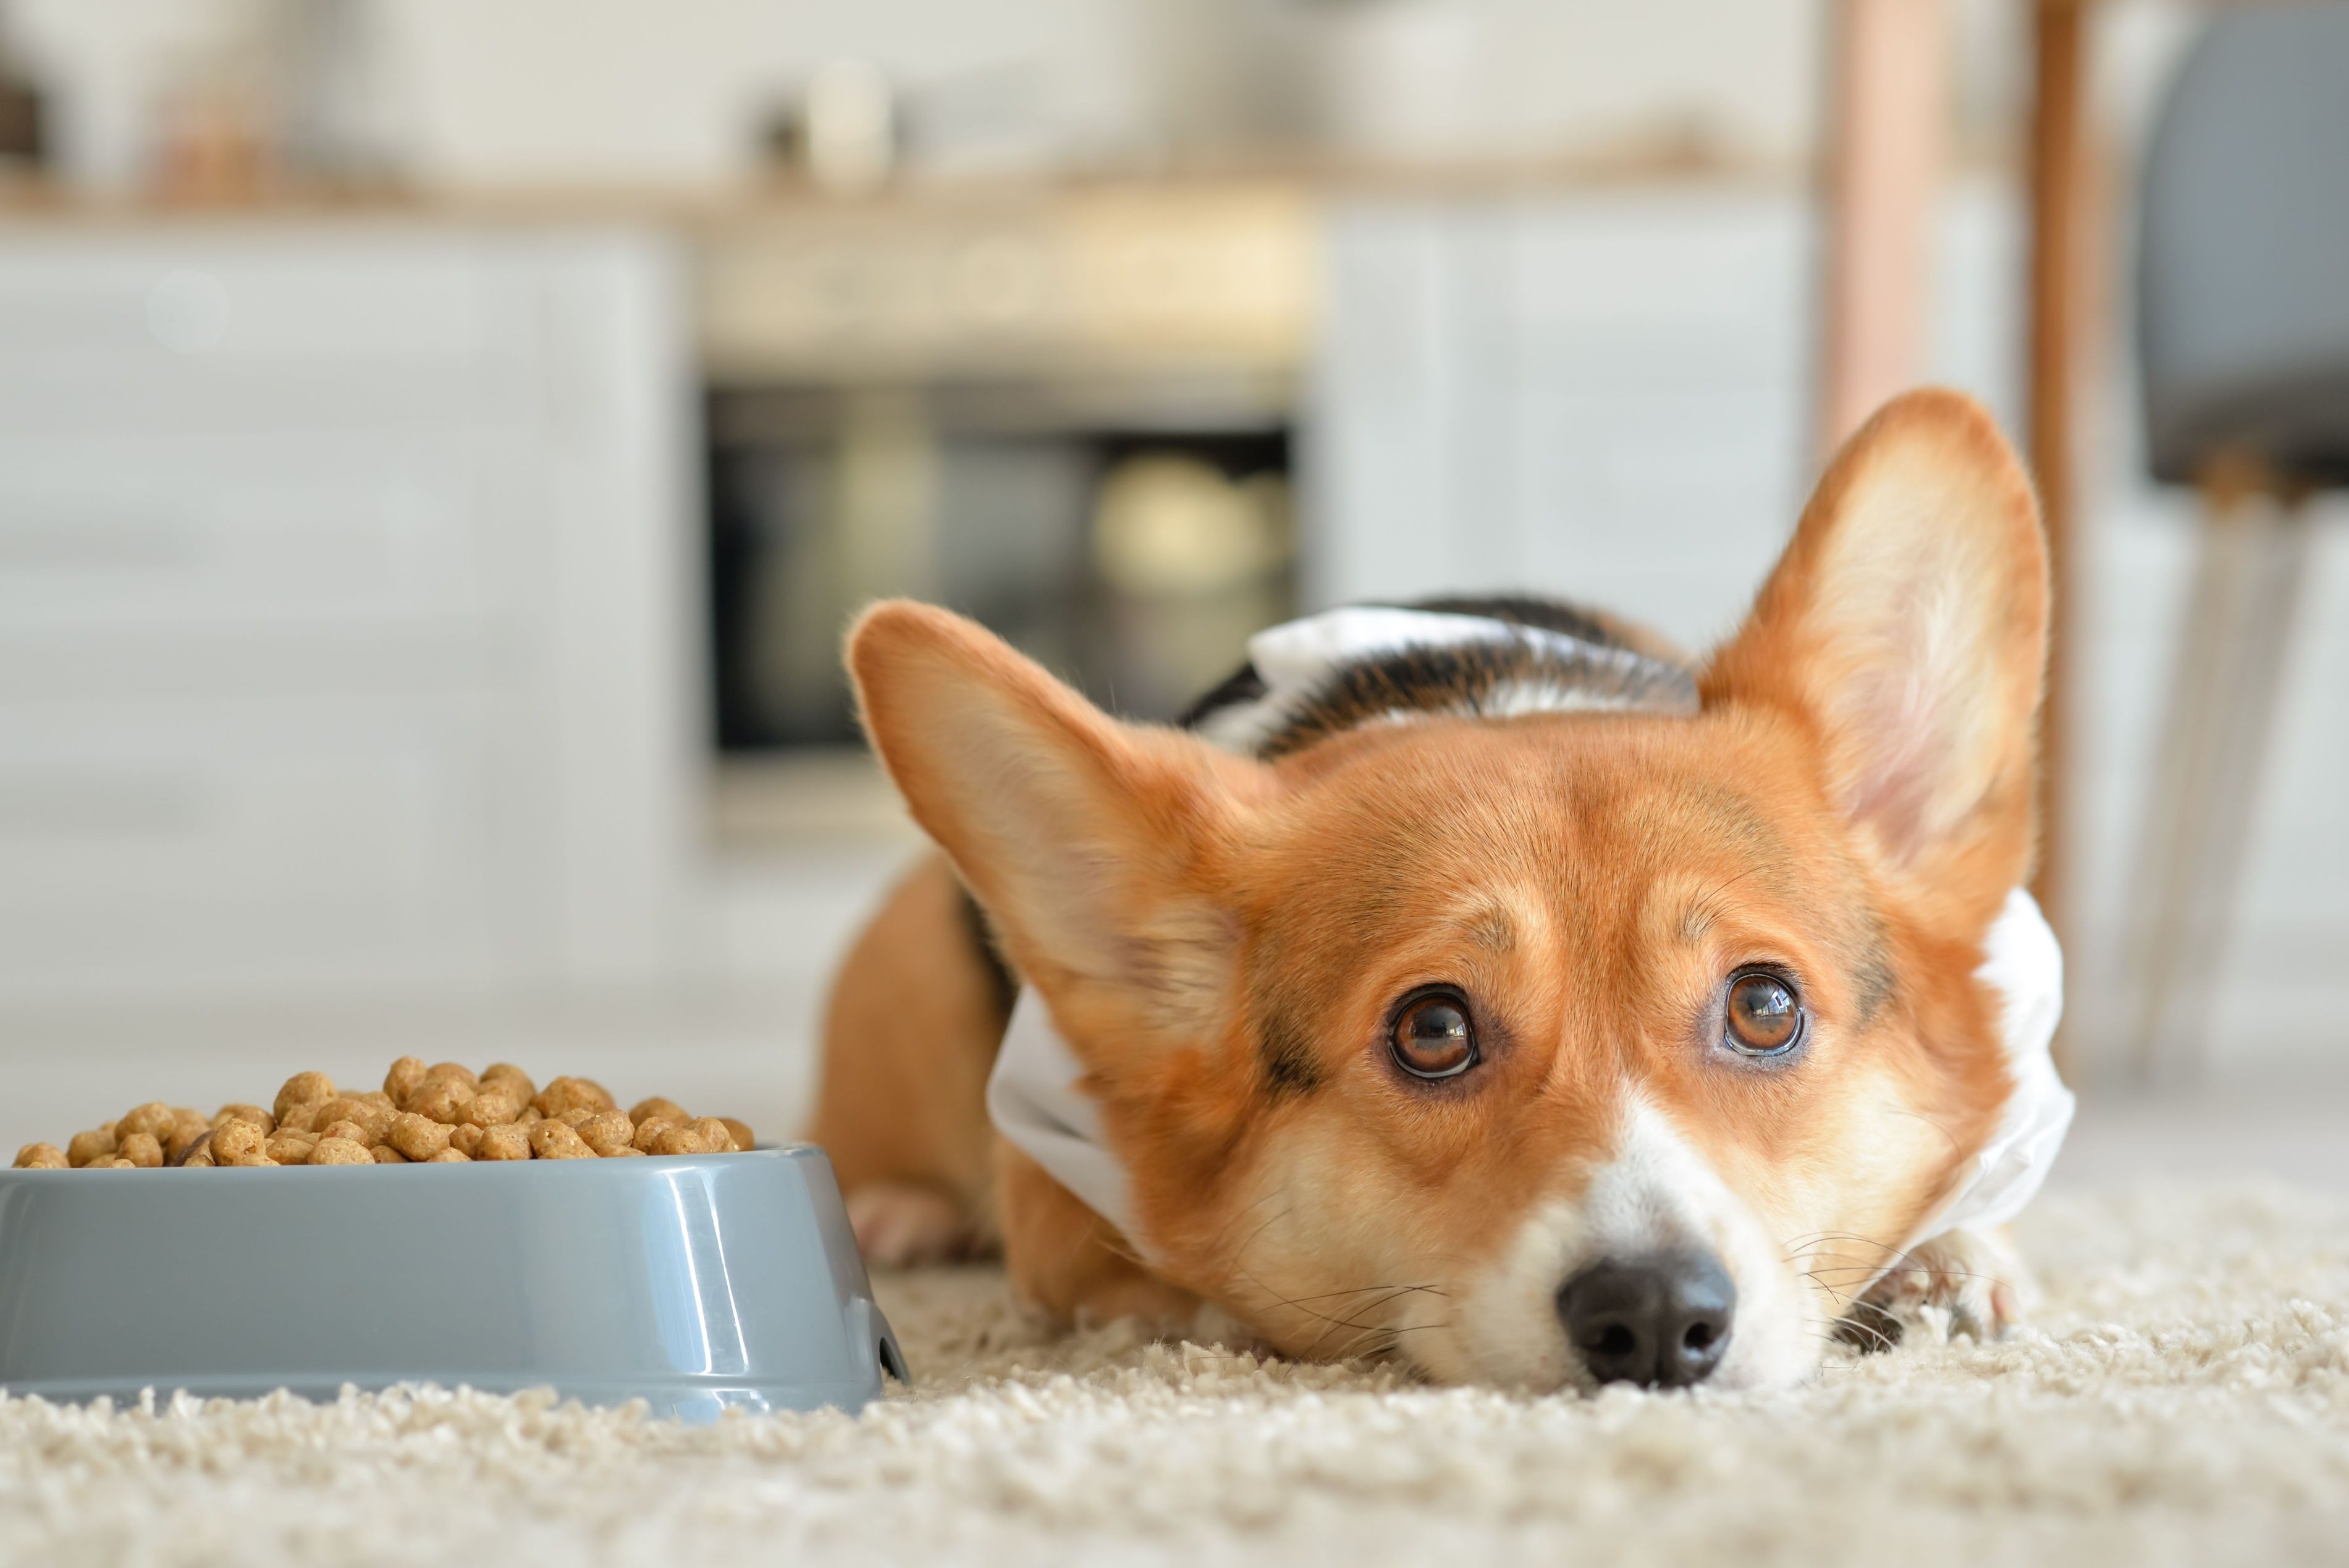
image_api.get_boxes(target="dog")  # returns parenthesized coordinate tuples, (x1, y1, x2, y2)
(809, 389, 2072, 1390)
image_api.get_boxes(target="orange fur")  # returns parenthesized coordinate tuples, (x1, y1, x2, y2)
(814, 389, 2050, 1386)
(809, 854, 1005, 1261)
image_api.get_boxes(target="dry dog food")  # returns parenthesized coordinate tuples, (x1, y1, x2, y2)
(12, 1060, 756, 1170)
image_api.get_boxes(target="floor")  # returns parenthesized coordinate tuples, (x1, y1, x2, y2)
(6, 1179, 2347, 1566)
(2051, 1082, 2349, 1194)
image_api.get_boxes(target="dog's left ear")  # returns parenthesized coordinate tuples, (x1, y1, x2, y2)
(847, 601, 1267, 1060)
(1703, 390, 2049, 928)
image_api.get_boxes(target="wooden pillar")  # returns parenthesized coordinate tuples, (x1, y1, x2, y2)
(1816, 0, 1949, 455)
(2025, 0, 2087, 1005)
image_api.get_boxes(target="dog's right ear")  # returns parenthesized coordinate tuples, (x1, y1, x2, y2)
(846, 602, 1268, 1057)
(1702, 390, 2049, 933)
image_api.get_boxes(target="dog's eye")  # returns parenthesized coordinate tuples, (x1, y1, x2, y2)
(1390, 989, 1478, 1079)
(1724, 972, 1803, 1056)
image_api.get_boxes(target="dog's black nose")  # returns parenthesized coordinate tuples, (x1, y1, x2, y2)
(1558, 1250, 1736, 1388)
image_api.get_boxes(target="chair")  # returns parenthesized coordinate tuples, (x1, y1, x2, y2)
(2124, 2, 2349, 1077)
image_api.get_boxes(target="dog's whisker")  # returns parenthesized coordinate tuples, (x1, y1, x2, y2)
(1276, 1282, 1454, 1307)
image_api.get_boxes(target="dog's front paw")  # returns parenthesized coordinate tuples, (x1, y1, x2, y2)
(846, 1181, 985, 1267)
(1856, 1226, 2031, 1345)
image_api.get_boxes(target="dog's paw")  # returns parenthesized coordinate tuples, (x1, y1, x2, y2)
(1855, 1226, 2031, 1346)
(846, 1182, 981, 1267)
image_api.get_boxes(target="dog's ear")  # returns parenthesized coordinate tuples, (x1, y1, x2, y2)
(848, 601, 1263, 1056)
(1703, 390, 2049, 927)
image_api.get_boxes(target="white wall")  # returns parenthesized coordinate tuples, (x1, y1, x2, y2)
(5, 0, 1826, 193)
(0, 0, 2217, 196)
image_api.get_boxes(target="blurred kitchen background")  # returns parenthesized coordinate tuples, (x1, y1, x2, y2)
(0, 0, 2343, 1176)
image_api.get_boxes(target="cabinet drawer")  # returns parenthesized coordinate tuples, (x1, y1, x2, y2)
(0, 232, 539, 433)
(0, 434, 539, 631)
(0, 698, 526, 997)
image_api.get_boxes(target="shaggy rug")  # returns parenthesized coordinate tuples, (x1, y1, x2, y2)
(3, 1183, 2347, 1567)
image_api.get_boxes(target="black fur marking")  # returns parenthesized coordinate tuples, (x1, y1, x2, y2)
(1178, 661, 1268, 730)
(958, 885, 1020, 1020)
(1260, 1012, 1323, 1097)
(1180, 594, 1697, 762)
(1257, 634, 1697, 762)
(1401, 594, 1643, 652)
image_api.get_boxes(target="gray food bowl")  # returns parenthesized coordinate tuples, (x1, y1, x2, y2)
(0, 1144, 905, 1422)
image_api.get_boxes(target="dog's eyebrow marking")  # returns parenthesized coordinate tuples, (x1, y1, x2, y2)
(1673, 880, 1765, 946)
(1456, 902, 1517, 953)
(1259, 1010, 1323, 1098)
(1672, 788, 1797, 945)
(1678, 900, 1719, 945)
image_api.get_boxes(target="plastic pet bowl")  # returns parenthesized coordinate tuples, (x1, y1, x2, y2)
(0, 1144, 905, 1422)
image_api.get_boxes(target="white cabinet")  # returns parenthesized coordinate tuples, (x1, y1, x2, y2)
(0, 224, 701, 1003)
(1306, 190, 1813, 654)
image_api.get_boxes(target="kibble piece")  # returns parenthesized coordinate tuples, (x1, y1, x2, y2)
(66, 1128, 117, 1168)
(384, 1056, 429, 1105)
(311, 1136, 372, 1166)
(211, 1121, 271, 1167)
(387, 1111, 453, 1161)
(515, 1106, 544, 1128)
(117, 1132, 165, 1168)
(631, 1116, 676, 1154)
(688, 1118, 739, 1154)
(14, 1143, 67, 1170)
(529, 1120, 595, 1160)
(91, 1156, 136, 1169)
(266, 1132, 318, 1166)
(482, 1061, 535, 1094)
(405, 1064, 473, 1108)
(533, 1077, 614, 1119)
(405, 1079, 475, 1126)
(272, 1072, 336, 1122)
(717, 1118, 755, 1151)
(427, 1148, 471, 1162)
(118, 1102, 178, 1144)
(449, 1124, 486, 1158)
(314, 1098, 392, 1143)
(605, 1146, 646, 1158)
(214, 1103, 275, 1135)
(169, 1129, 214, 1167)
(167, 1109, 211, 1161)
(319, 1120, 369, 1146)
(649, 1124, 710, 1157)
(182, 1145, 217, 1168)
(358, 1090, 396, 1112)
(577, 1110, 635, 1157)
(276, 1101, 325, 1135)
(370, 1144, 408, 1164)
(458, 1085, 526, 1129)
(629, 1097, 688, 1127)
(478, 1124, 533, 1161)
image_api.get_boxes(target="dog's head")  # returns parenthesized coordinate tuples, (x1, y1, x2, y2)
(848, 389, 2048, 1390)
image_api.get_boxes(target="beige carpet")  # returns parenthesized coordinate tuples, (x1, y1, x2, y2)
(4, 1184, 2348, 1567)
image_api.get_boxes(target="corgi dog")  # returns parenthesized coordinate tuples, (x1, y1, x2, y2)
(811, 389, 2071, 1390)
